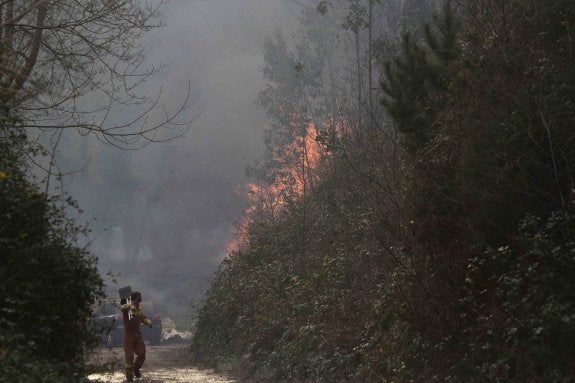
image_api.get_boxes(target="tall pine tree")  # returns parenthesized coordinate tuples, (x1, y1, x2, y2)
(381, 0, 459, 155)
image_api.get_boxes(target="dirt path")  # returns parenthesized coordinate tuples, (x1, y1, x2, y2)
(86, 344, 235, 383)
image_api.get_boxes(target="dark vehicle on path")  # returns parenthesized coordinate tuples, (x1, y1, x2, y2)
(93, 301, 123, 347)
(94, 301, 162, 347)
(140, 301, 163, 345)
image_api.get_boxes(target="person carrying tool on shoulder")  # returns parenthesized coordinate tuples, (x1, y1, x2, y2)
(120, 290, 153, 382)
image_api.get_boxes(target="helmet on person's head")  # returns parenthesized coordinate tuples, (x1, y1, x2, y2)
(130, 291, 142, 302)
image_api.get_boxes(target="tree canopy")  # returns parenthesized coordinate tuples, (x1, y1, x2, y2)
(0, 109, 104, 382)
(0, 0, 194, 148)
(0, 1, 190, 381)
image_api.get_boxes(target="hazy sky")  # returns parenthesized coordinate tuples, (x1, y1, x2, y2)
(63, 0, 300, 317)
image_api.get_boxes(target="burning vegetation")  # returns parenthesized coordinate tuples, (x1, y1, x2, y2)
(193, 0, 575, 382)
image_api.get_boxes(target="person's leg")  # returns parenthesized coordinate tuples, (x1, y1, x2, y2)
(133, 337, 146, 379)
(124, 338, 135, 382)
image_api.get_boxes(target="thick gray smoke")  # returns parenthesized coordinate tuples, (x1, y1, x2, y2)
(60, 0, 299, 318)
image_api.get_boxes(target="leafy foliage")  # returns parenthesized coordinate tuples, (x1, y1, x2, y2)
(192, 0, 575, 381)
(192, 147, 404, 381)
(458, 209, 575, 381)
(253, 30, 323, 182)
(0, 108, 104, 382)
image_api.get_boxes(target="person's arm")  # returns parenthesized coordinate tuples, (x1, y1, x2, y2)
(120, 303, 132, 312)
(141, 311, 153, 328)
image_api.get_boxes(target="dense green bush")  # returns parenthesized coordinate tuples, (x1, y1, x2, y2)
(458, 209, 575, 381)
(192, 143, 406, 382)
(0, 111, 104, 382)
(192, 0, 575, 381)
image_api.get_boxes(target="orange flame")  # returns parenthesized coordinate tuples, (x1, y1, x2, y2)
(226, 122, 322, 254)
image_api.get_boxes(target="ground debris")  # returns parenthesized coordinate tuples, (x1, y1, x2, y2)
(86, 344, 235, 383)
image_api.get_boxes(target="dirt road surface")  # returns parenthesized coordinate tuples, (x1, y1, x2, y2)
(86, 344, 235, 383)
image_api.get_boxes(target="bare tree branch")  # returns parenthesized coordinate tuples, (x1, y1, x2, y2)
(0, 0, 195, 149)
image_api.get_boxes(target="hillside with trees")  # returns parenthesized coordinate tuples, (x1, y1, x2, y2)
(191, 0, 575, 381)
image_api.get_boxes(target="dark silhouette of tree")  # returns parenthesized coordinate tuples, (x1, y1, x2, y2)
(0, 107, 104, 382)
(0, 0, 195, 149)
(381, 0, 459, 154)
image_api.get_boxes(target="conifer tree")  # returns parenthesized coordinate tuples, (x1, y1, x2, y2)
(381, 0, 459, 154)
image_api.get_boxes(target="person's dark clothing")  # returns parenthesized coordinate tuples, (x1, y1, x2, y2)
(120, 301, 152, 381)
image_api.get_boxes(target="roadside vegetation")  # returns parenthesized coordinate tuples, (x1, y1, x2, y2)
(0, 113, 104, 381)
(191, 0, 575, 381)
(0, 2, 190, 382)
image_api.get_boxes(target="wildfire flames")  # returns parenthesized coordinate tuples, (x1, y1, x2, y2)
(226, 121, 322, 254)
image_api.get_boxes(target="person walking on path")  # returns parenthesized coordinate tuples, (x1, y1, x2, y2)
(120, 291, 153, 382)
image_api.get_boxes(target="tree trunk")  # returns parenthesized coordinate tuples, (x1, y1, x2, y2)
(11, 4, 46, 91)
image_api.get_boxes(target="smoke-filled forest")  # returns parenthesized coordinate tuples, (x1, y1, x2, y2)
(1, 0, 575, 382)
(191, 0, 575, 381)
